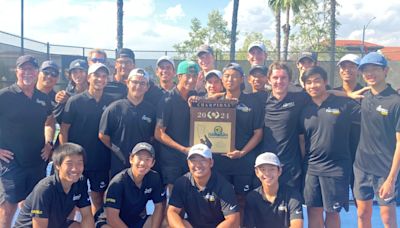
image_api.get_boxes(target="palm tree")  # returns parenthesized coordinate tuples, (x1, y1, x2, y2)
(230, 0, 239, 61)
(268, 0, 282, 61)
(117, 0, 123, 50)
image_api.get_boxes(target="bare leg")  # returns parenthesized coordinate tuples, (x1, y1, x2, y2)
(90, 191, 104, 215)
(307, 207, 324, 228)
(379, 205, 397, 228)
(356, 199, 373, 228)
(325, 211, 340, 228)
(0, 201, 18, 228)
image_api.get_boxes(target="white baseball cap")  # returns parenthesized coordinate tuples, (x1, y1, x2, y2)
(337, 54, 361, 66)
(156, 56, 175, 69)
(255, 152, 281, 167)
(187, 144, 213, 159)
(88, 63, 109, 75)
(128, 68, 149, 82)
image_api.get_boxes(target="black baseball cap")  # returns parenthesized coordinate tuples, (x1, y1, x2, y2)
(117, 48, 135, 61)
(69, 59, 88, 73)
(16, 55, 39, 68)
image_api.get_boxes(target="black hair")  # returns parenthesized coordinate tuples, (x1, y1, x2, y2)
(301, 66, 327, 84)
(52, 143, 86, 172)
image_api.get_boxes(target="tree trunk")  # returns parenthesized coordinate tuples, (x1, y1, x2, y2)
(275, 9, 281, 61)
(117, 0, 124, 50)
(283, 6, 290, 61)
(230, 0, 239, 61)
(329, 0, 336, 86)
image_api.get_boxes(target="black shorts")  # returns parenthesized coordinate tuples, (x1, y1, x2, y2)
(94, 207, 148, 228)
(160, 164, 188, 185)
(303, 173, 349, 212)
(222, 174, 253, 195)
(84, 170, 109, 192)
(0, 160, 46, 204)
(353, 166, 398, 206)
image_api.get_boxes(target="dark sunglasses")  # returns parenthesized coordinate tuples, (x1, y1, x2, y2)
(42, 70, 59, 77)
(90, 58, 106, 63)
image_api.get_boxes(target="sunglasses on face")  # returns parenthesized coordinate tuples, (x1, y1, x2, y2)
(90, 58, 106, 63)
(42, 70, 59, 77)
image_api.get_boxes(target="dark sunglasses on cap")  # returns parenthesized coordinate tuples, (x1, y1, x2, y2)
(90, 58, 106, 63)
(42, 69, 59, 77)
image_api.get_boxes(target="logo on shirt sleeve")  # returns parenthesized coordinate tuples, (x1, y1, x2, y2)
(105, 198, 116, 203)
(31, 209, 43, 215)
(376, 105, 388, 116)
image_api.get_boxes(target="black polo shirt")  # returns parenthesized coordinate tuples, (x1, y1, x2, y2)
(355, 85, 400, 177)
(103, 81, 128, 101)
(263, 90, 310, 184)
(244, 185, 303, 228)
(0, 84, 52, 167)
(299, 95, 360, 177)
(169, 172, 239, 228)
(104, 168, 165, 227)
(213, 93, 264, 175)
(156, 88, 196, 166)
(143, 81, 170, 106)
(99, 98, 156, 175)
(14, 174, 91, 228)
(62, 91, 113, 171)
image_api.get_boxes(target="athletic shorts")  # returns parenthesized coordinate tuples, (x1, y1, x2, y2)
(94, 207, 148, 228)
(222, 174, 253, 195)
(0, 160, 46, 204)
(303, 173, 349, 212)
(161, 164, 189, 185)
(353, 166, 398, 206)
(84, 170, 109, 192)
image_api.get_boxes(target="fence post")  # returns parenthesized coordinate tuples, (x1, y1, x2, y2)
(46, 42, 50, 60)
(82, 47, 85, 58)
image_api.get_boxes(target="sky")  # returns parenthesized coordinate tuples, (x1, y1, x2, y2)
(0, 0, 399, 55)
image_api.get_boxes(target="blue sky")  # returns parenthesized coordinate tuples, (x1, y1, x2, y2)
(0, 0, 399, 55)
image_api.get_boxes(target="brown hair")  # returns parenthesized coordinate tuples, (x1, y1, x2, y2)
(267, 61, 292, 81)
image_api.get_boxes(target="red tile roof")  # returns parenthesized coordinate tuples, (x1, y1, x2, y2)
(380, 47, 400, 61)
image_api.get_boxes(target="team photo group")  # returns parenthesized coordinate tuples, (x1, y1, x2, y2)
(0, 41, 399, 228)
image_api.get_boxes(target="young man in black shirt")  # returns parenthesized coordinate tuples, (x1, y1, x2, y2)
(300, 66, 360, 228)
(60, 62, 113, 214)
(168, 144, 240, 228)
(0, 55, 55, 227)
(99, 68, 156, 177)
(244, 152, 303, 228)
(95, 142, 165, 228)
(14, 143, 94, 228)
(353, 52, 400, 227)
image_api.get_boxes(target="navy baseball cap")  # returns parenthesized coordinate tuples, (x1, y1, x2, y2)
(117, 48, 135, 61)
(16, 55, 39, 68)
(196, 44, 214, 57)
(297, 52, 317, 63)
(358, 52, 388, 70)
(223, 62, 244, 77)
(131, 142, 155, 157)
(40, 60, 59, 72)
(69, 59, 88, 73)
(249, 65, 268, 76)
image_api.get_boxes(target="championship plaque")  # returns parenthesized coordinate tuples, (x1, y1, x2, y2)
(190, 99, 237, 153)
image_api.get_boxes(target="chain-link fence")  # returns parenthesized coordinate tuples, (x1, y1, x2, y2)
(1, 30, 399, 90)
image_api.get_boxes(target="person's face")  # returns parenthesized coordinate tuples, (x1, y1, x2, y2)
(248, 69, 267, 92)
(188, 154, 213, 179)
(247, 47, 267, 66)
(339, 61, 359, 83)
(222, 69, 243, 92)
(38, 68, 59, 89)
(88, 52, 107, 66)
(115, 57, 135, 80)
(88, 69, 108, 91)
(361, 64, 387, 87)
(178, 69, 198, 91)
(297, 58, 315, 73)
(71, 69, 88, 86)
(255, 164, 281, 187)
(268, 69, 290, 95)
(127, 75, 149, 98)
(197, 52, 215, 72)
(130, 150, 155, 177)
(304, 74, 327, 99)
(205, 75, 223, 95)
(56, 154, 84, 185)
(16, 62, 39, 87)
(157, 61, 175, 83)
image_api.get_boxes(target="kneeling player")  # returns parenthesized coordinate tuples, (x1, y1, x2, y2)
(244, 152, 303, 228)
(96, 142, 165, 228)
(14, 143, 94, 227)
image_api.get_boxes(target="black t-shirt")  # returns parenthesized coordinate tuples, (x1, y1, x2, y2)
(262, 90, 310, 184)
(156, 88, 195, 166)
(0, 84, 52, 167)
(62, 91, 113, 171)
(104, 168, 165, 227)
(244, 185, 303, 228)
(213, 93, 264, 175)
(103, 81, 128, 101)
(355, 85, 400, 177)
(143, 81, 169, 107)
(99, 99, 156, 175)
(14, 174, 91, 228)
(299, 95, 360, 177)
(169, 172, 239, 228)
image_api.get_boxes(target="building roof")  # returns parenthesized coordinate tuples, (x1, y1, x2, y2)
(380, 47, 400, 61)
